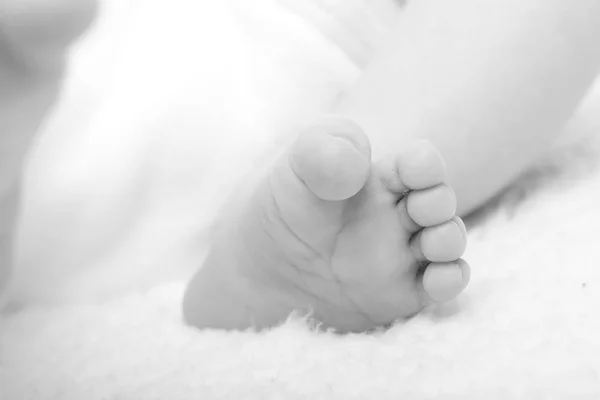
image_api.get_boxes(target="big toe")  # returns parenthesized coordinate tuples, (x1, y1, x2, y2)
(289, 116, 372, 201)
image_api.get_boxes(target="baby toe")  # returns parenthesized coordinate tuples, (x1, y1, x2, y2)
(411, 217, 467, 262)
(289, 116, 371, 201)
(405, 184, 457, 227)
(421, 259, 470, 303)
(395, 140, 447, 190)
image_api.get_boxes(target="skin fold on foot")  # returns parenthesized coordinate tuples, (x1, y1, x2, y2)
(183, 116, 470, 333)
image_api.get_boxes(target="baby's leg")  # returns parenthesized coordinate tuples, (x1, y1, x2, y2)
(0, 0, 97, 301)
(337, 0, 600, 215)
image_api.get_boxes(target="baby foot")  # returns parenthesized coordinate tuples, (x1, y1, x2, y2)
(183, 117, 470, 333)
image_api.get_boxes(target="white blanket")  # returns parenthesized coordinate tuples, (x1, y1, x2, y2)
(1, 0, 600, 398)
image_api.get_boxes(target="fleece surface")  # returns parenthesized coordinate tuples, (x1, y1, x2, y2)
(2, 0, 600, 398)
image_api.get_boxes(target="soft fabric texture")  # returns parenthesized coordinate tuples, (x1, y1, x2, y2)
(2, 0, 600, 398)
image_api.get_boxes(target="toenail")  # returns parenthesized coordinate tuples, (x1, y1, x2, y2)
(422, 262, 465, 303)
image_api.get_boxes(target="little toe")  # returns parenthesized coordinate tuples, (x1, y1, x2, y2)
(289, 116, 371, 201)
(405, 184, 457, 227)
(421, 259, 471, 303)
(411, 217, 467, 262)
